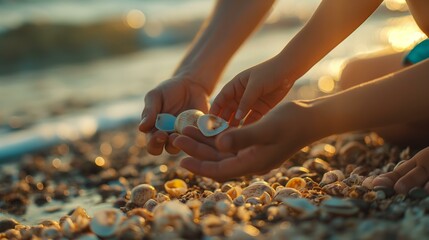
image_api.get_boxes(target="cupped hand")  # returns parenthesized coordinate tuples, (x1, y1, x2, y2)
(210, 57, 293, 126)
(139, 76, 211, 155)
(174, 102, 311, 182)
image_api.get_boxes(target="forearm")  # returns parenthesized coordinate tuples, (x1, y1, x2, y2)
(306, 59, 429, 138)
(175, 0, 275, 93)
(276, 0, 382, 82)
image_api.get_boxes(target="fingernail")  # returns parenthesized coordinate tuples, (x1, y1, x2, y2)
(140, 116, 147, 126)
(374, 176, 393, 186)
(235, 110, 243, 120)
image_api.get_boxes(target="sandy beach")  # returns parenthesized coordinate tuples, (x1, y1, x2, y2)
(1, 0, 429, 239)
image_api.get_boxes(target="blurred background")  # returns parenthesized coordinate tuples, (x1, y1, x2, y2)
(0, 0, 425, 158)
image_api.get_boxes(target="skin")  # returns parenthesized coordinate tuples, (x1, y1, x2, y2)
(175, 0, 429, 193)
(138, 0, 275, 155)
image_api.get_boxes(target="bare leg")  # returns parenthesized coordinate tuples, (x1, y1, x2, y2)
(339, 48, 429, 193)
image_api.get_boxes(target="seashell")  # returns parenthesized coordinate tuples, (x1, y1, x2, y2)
(130, 184, 156, 207)
(70, 207, 90, 222)
(215, 199, 233, 216)
(153, 200, 196, 234)
(61, 217, 76, 238)
(75, 233, 99, 240)
(143, 199, 158, 212)
(39, 220, 61, 230)
(155, 113, 177, 132)
(174, 109, 204, 134)
(197, 114, 229, 137)
(0, 218, 19, 233)
(187, 199, 202, 220)
(4, 229, 21, 239)
(285, 177, 306, 190)
(201, 214, 232, 236)
(246, 197, 261, 205)
(320, 197, 359, 216)
(286, 166, 310, 178)
(361, 176, 376, 189)
(221, 183, 233, 193)
(302, 158, 331, 173)
(273, 187, 302, 202)
(309, 144, 336, 158)
(156, 193, 171, 203)
(41, 226, 61, 239)
(321, 181, 348, 196)
(319, 170, 345, 186)
(282, 198, 318, 217)
(259, 191, 272, 205)
(233, 195, 246, 207)
(242, 182, 275, 199)
(90, 208, 124, 238)
(164, 179, 188, 198)
(227, 224, 260, 240)
(226, 186, 242, 200)
(205, 190, 233, 203)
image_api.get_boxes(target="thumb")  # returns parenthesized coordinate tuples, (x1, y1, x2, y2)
(139, 90, 162, 133)
(215, 121, 275, 152)
(234, 77, 260, 121)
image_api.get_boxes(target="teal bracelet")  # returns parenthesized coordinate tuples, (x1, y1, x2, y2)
(403, 39, 429, 66)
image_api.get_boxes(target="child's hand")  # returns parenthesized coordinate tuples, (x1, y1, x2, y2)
(174, 102, 313, 182)
(139, 76, 210, 155)
(210, 56, 293, 125)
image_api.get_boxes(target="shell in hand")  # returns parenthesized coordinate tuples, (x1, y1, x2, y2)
(155, 109, 229, 137)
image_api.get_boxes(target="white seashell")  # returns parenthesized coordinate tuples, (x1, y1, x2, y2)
(90, 208, 124, 238)
(320, 170, 345, 186)
(155, 113, 177, 132)
(130, 184, 156, 207)
(242, 182, 275, 199)
(197, 114, 229, 137)
(153, 200, 196, 234)
(273, 187, 302, 202)
(174, 109, 204, 134)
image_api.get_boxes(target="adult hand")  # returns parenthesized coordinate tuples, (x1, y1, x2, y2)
(139, 75, 210, 155)
(174, 102, 313, 182)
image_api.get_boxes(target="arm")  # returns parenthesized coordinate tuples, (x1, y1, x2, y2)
(175, 0, 276, 94)
(210, 0, 384, 123)
(140, 0, 275, 155)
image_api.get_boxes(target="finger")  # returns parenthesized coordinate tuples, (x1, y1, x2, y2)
(139, 90, 163, 132)
(146, 131, 168, 155)
(181, 126, 217, 147)
(373, 159, 415, 188)
(211, 76, 245, 116)
(180, 144, 281, 182)
(243, 110, 263, 125)
(215, 122, 275, 152)
(165, 133, 181, 154)
(235, 76, 260, 121)
(394, 166, 429, 194)
(174, 136, 223, 162)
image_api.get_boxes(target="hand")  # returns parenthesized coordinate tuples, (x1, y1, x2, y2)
(373, 146, 429, 194)
(174, 102, 313, 182)
(139, 75, 211, 155)
(210, 56, 293, 126)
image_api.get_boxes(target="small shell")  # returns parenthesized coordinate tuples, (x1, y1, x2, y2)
(242, 182, 275, 199)
(246, 197, 261, 205)
(90, 208, 124, 237)
(320, 198, 358, 216)
(201, 214, 232, 236)
(156, 192, 171, 203)
(319, 170, 345, 186)
(143, 199, 158, 212)
(226, 186, 242, 200)
(361, 176, 376, 189)
(282, 198, 318, 217)
(61, 217, 76, 238)
(130, 184, 156, 207)
(153, 200, 196, 234)
(175, 109, 204, 134)
(197, 114, 229, 137)
(215, 199, 233, 215)
(155, 113, 176, 132)
(205, 190, 233, 203)
(285, 177, 307, 190)
(321, 181, 348, 196)
(286, 166, 310, 178)
(302, 158, 331, 173)
(164, 179, 188, 198)
(273, 187, 302, 202)
(41, 227, 61, 240)
(233, 195, 246, 207)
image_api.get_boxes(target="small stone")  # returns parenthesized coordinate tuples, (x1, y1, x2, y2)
(373, 186, 395, 198)
(0, 219, 19, 233)
(408, 187, 428, 200)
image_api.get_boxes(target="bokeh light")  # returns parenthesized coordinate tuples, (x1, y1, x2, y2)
(95, 156, 105, 167)
(317, 75, 335, 93)
(126, 9, 146, 29)
(380, 16, 426, 51)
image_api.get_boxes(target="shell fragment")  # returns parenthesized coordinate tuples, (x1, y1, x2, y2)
(155, 113, 176, 133)
(197, 114, 229, 137)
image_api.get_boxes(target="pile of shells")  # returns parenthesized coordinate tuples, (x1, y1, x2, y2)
(1, 124, 429, 239)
